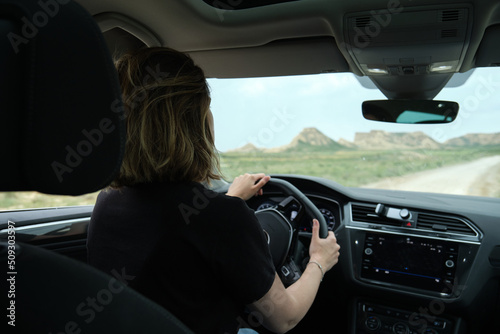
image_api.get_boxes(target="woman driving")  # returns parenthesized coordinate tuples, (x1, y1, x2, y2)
(87, 47, 340, 334)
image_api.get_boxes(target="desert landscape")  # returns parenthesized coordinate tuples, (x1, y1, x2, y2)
(222, 127, 500, 196)
(1, 128, 499, 210)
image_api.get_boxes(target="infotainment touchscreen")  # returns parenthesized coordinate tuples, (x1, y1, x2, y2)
(361, 233, 458, 293)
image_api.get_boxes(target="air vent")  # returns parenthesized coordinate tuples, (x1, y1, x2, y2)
(417, 213, 476, 236)
(441, 29, 458, 38)
(351, 203, 400, 226)
(355, 16, 372, 28)
(440, 9, 462, 22)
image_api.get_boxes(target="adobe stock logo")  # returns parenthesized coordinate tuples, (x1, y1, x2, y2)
(178, 186, 218, 225)
(7, 0, 71, 54)
(51, 119, 116, 183)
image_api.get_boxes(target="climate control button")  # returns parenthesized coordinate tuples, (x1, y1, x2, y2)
(445, 259, 455, 268)
(365, 316, 381, 331)
(393, 322, 409, 334)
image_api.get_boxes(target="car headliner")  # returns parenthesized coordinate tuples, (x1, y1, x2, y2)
(76, 0, 500, 100)
(78, 0, 500, 77)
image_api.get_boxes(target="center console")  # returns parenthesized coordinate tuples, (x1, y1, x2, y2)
(360, 233, 458, 295)
(346, 202, 481, 334)
(353, 300, 459, 334)
(349, 228, 478, 299)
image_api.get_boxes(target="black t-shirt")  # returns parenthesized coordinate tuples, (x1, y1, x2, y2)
(87, 182, 276, 334)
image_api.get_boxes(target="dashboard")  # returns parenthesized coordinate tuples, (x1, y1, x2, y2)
(1, 174, 499, 333)
(246, 175, 500, 334)
(248, 194, 341, 233)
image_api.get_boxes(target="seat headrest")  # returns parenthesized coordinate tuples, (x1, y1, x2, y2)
(0, 0, 125, 195)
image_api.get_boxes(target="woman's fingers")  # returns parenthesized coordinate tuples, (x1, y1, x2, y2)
(226, 174, 271, 200)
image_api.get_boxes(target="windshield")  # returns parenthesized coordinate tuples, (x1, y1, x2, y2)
(210, 68, 500, 198)
(1, 68, 499, 211)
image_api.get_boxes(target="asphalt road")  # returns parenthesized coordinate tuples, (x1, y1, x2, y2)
(363, 155, 500, 197)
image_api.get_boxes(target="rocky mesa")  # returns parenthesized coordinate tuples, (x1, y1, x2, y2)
(228, 128, 500, 153)
(444, 133, 500, 146)
(353, 130, 442, 150)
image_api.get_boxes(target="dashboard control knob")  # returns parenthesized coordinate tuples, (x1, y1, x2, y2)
(365, 248, 373, 255)
(400, 209, 411, 219)
(445, 260, 455, 268)
(365, 316, 381, 331)
(392, 322, 409, 334)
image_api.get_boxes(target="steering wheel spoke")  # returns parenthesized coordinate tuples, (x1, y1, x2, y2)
(254, 178, 328, 285)
(276, 195, 303, 228)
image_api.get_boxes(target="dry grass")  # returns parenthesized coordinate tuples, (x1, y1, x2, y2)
(0, 191, 99, 211)
(2, 146, 499, 211)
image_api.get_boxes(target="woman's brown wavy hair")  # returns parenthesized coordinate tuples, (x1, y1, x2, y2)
(112, 47, 221, 187)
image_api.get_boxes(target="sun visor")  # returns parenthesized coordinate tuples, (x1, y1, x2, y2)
(189, 37, 349, 78)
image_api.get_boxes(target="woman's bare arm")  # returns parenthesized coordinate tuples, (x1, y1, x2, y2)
(248, 219, 340, 333)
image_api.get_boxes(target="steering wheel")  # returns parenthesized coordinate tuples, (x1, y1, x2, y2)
(255, 178, 328, 284)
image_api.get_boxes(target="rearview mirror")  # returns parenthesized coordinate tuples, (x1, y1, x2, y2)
(362, 100, 459, 124)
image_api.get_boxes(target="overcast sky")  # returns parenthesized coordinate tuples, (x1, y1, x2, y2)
(209, 67, 500, 152)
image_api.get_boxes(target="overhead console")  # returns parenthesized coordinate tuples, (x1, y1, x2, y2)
(343, 4, 473, 77)
(342, 4, 473, 99)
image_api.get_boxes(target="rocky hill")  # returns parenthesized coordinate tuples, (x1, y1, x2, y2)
(229, 127, 345, 153)
(283, 127, 345, 151)
(353, 130, 442, 150)
(228, 129, 500, 153)
(338, 138, 358, 149)
(227, 143, 262, 153)
(444, 133, 500, 146)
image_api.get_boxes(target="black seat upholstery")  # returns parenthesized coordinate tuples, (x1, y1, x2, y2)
(1, 241, 194, 333)
(0, 0, 193, 332)
(0, 0, 125, 195)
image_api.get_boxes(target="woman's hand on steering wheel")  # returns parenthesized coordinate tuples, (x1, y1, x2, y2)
(226, 173, 271, 200)
(308, 218, 340, 273)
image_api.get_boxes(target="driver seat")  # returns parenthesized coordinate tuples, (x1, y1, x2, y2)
(0, 0, 193, 332)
